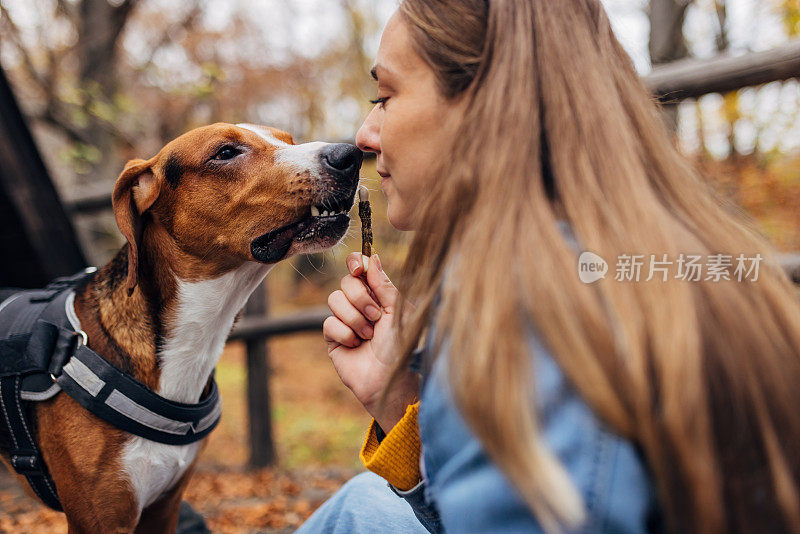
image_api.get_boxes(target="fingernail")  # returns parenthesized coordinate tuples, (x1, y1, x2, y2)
(373, 254, 382, 271)
(348, 258, 359, 273)
(362, 255, 370, 272)
(365, 305, 382, 321)
(361, 325, 374, 339)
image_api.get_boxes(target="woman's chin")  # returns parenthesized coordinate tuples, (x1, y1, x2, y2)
(387, 208, 416, 232)
(387, 210, 402, 231)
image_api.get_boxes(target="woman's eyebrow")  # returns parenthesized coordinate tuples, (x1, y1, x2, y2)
(370, 64, 396, 82)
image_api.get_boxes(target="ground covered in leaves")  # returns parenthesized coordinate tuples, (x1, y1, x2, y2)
(0, 334, 370, 533)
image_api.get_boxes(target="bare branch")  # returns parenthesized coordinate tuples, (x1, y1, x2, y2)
(35, 98, 136, 150)
(138, 3, 205, 73)
(714, 0, 729, 52)
(0, 3, 50, 89)
(35, 107, 94, 146)
(109, 0, 139, 46)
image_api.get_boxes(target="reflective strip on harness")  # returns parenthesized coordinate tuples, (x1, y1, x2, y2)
(105, 389, 193, 435)
(62, 357, 105, 396)
(104, 388, 222, 435)
(55, 343, 221, 446)
(20, 383, 61, 402)
(0, 293, 23, 317)
(197, 399, 223, 433)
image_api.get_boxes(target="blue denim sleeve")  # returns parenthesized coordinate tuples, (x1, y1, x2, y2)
(416, 333, 660, 534)
(381, 347, 444, 533)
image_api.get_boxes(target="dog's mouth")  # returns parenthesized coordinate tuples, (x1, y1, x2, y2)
(250, 194, 355, 264)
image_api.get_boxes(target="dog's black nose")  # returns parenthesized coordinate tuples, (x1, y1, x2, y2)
(321, 144, 363, 180)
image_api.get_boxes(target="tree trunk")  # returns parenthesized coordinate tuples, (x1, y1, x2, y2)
(648, 0, 693, 134)
(70, 0, 137, 181)
(713, 0, 738, 160)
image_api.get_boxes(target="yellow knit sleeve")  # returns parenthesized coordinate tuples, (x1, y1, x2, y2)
(359, 402, 421, 491)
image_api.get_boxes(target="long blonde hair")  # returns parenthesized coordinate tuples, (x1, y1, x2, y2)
(392, 1, 800, 533)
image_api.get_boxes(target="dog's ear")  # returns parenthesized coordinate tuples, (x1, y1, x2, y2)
(112, 158, 161, 296)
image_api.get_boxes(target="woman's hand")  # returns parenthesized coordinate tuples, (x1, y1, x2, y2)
(323, 252, 419, 433)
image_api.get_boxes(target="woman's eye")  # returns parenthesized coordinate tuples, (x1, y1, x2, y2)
(370, 97, 389, 109)
(213, 146, 241, 161)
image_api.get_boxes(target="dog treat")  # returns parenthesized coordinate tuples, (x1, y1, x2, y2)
(358, 186, 373, 270)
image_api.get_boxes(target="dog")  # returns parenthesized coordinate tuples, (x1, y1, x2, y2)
(0, 122, 362, 532)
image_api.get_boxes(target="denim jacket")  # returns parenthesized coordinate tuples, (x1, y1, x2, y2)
(392, 222, 662, 533)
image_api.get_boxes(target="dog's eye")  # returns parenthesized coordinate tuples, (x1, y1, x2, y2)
(212, 146, 242, 161)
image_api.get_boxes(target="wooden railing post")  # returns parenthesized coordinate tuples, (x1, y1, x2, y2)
(0, 65, 87, 287)
(244, 280, 276, 468)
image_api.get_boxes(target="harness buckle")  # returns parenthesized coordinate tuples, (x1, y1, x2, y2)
(76, 330, 88, 347)
(48, 330, 89, 383)
(10, 452, 42, 474)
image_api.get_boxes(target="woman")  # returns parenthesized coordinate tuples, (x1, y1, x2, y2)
(299, 1, 800, 533)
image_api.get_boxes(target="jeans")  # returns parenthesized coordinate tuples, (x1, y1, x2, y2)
(296, 472, 428, 533)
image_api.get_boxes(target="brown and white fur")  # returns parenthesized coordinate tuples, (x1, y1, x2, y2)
(0, 123, 361, 533)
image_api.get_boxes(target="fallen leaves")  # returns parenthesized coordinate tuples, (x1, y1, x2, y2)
(184, 466, 358, 533)
(0, 465, 359, 533)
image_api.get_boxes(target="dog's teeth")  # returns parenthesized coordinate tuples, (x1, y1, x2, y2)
(311, 206, 320, 217)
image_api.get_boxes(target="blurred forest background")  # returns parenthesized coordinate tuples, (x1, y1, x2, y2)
(1, 0, 800, 532)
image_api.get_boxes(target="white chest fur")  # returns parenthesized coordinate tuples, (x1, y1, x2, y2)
(121, 262, 272, 512)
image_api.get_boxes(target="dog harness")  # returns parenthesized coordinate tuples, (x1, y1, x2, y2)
(0, 269, 222, 511)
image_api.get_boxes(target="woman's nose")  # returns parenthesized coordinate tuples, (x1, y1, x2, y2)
(356, 109, 380, 155)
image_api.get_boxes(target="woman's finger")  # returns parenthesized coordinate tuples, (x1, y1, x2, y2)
(364, 255, 399, 313)
(340, 275, 383, 322)
(346, 252, 364, 277)
(327, 290, 375, 340)
(345, 252, 398, 313)
(322, 315, 362, 349)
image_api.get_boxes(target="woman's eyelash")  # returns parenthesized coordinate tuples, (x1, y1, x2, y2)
(370, 97, 389, 106)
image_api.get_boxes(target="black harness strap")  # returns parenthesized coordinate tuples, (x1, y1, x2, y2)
(55, 340, 221, 446)
(0, 374, 62, 510)
(0, 270, 222, 510)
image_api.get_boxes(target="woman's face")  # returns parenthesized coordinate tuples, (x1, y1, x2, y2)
(356, 11, 465, 231)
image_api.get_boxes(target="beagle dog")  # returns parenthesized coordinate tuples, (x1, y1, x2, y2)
(0, 123, 362, 532)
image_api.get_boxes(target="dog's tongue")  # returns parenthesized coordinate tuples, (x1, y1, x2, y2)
(251, 223, 302, 264)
